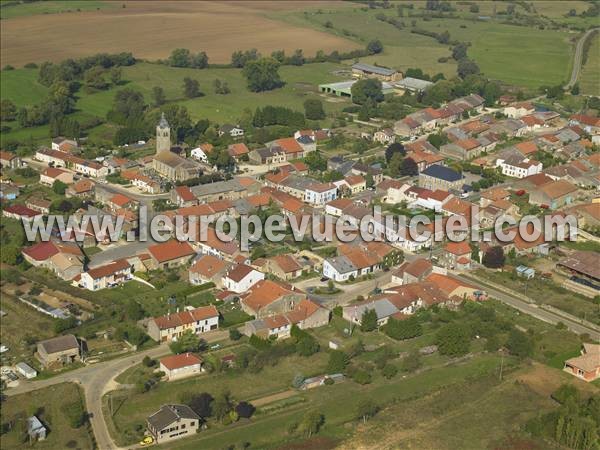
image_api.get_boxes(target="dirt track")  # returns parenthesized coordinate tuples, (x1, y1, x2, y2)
(1, 1, 359, 67)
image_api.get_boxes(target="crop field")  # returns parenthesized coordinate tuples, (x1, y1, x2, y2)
(0, 1, 359, 68)
(272, 7, 574, 89)
(580, 33, 600, 96)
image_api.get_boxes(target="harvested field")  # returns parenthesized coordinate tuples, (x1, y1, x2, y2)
(0, 1, 359, 68)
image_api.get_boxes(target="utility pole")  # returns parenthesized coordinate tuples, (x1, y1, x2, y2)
(499, 349, 505, 381)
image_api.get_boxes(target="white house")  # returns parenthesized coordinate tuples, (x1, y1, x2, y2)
(305, 183, 337, 206)
(503, 102, 535, 119)
(222, 264, 265, 293)
(219, 124, 244, 138)
(77, 259, 133, 291)
(191, 144, 213, 163)
(322, 256, 358, 282)
(373, 128, 395, 145)
(496, 157, 543, 179)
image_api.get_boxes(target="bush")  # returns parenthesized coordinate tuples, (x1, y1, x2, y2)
(381, 364, 398, 379)
(229, 328, 242, 341)
(235, 401, 256, 419)
(351, 369, 372, 385)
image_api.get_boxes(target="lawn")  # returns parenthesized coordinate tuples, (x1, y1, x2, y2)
(1, 61, 351, 147)
(579, 32, 600, 96)
(0, 383, 94, 450)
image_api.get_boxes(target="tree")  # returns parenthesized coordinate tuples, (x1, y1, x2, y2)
(296, 336, 320, 357)
(356, 399, 379, 423)
(213, 79, 230, 94)
(383, 316, 422, 340)
(452, 43, 468, 60)
(229, 328, 242, 341)
(288, 49, 305, 66)
(326, 350, 349, 373)
(482, 246, 505, 268)
(367, 39, 384, 54)
(169, 48, 192, 67)
(351, 78, 384, 105)
(0, 99, 17, 121)
(436, 323, 471, 357)
(303, 98, 325, 120)
(457, 59, 480, 79)
(387, 152, 403, 177)
(212, 391, 232, 421)
(242, 58, 282, 92)
(381, 363, 398, 379)
(191, 52, 209, 69)
(427, 132, 448, 149)
(570, 83, 580, 95)
(506, 329, 533, 358)
(385, 142, 405, 162)
(53, 180, 67, 195)
(84, 66, 109, 90)
(54, 316, 77, 333)
(235, 401, 256, 419)
(360, 308, 378, 332)
(298, 410, 324, 437)
(110, 67, 122, 86)
(152, 86, 166, 106)
(183, 77, 201, 98)
(169, 330, 200, 354)
(107, 88, 145, 125)
(400, 157, 418, 176)
(188, 392, 213, 417)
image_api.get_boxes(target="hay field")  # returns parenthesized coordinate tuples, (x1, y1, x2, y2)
(0, 1, 359, 67)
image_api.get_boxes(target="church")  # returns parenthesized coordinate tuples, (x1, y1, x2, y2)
(152, 113, 202, 182)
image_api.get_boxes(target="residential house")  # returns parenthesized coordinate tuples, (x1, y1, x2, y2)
(351, 163, 383, 185)
(160, 353, 203, 381)
(148, 240, 196, 270)
(392, 258, 433, 285)
(0, 151, 23, 169)
(373, 128, 395, 145)
(503, 102, 535, 119)
(442, 241, 472, 270)
(219, 124, 244, 138)
(496, 154, 543, 178)
(440, 138, 482, 161)
(147, 305, 219, 342)
(335, 175, 366, 196)
(426, 273, 485, 301)
(419, 165, 464, 191)
(22, 240, 85, 278)
(564, 343, 600, 382)
(131, 173, 160, 194)
(190, 143, 214, 163)
(78, 259, 133, 291)
(172, 186, 197, 207)
(2, 204, 43, 222)
(0, 183, 19, 200)
(37, 335, 80, 368)
(305, 182, 338, 206)
(51, 137, 78, 152)
(26, 198, 51, 215)
(227, 143, 250, 160)
(570, 114, 600, 135)
(529, 180, 578, 209)
(40, 167, 73, 186)
(479, 187, 510, 208)
(196, 227, 243, 261)
(324, 198, 355, 217)
(222, 264, 265, 293)
(243, 298, 329, 339)
(188, 254, 230, 287)
(147, 404, 200, 444)
(264, 254, 304, 280)
(66, 179, 94, 198)
(240, 279, 305, 318)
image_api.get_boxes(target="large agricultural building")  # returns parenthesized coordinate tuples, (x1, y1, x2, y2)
(318, 80, 396, 99)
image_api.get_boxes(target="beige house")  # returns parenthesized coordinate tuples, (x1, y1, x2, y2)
(37, 335, 80, 368)
(147, 404, 200, 444)
(147, 306, 219, 342)
(160, 353, 203, 381)
(241, 279, 305, 318)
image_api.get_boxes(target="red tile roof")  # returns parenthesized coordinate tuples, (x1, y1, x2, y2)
(189, 254, 228, 278)
(86, 259, 131, 279)
(3, 204, 41, 218)
(225, 264, 255, 282)
(228, 143, 250, 157)
(110, 193, 134, 208)
(275, 137, 303, 154)
(242, 280, 300, 312)
(152, 305, 219, 330)
(148, 240, 195, 264)
(160, 352, 203, 370)
(42, 167, 69, 178)
(175, 186, 196, 202)
(445, 241, 471, 256)
(270, 254, 302, 273)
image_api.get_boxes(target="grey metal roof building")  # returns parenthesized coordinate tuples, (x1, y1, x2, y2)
(421, 165, 463, 182)
(394, 77, 434, 92)
(352, 63, 397, 77)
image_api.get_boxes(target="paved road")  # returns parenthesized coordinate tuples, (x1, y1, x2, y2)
(6, 330, 228, 450)
(566, 28, 599, 90)
(454, 274, 600, 341)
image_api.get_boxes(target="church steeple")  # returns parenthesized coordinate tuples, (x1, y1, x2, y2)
(156, 112, 171, 155)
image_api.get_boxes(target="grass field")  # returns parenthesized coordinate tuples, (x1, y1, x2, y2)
(0, 1, 359, 68)
(579, 32, 600, 96)
(0, 0, 113, 20)
(1, 61, 352, 147)
(272, 7, 574, 89)
(0, 383, 94, 450)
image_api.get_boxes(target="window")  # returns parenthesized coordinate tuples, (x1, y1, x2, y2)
(189, 421, 195, 427)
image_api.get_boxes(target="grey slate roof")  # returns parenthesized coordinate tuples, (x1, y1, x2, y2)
(190, 179, 245, 197)
(352, 63, 396, 77)
(347, 298, 399, 321)
(421, 164, 463, 182)
(394, 77, 434, 92)
(326, 255, 357, 275)
(147, 404, 200, 431)
(158, 113, 169, 129)
(38, 334, 78, 355)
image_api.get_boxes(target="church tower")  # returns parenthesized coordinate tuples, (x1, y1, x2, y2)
(156, 112, 171, 155)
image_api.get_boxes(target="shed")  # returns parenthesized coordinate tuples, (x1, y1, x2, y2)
(27, 416, 47, 441)
(16, 362, 37, 379)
